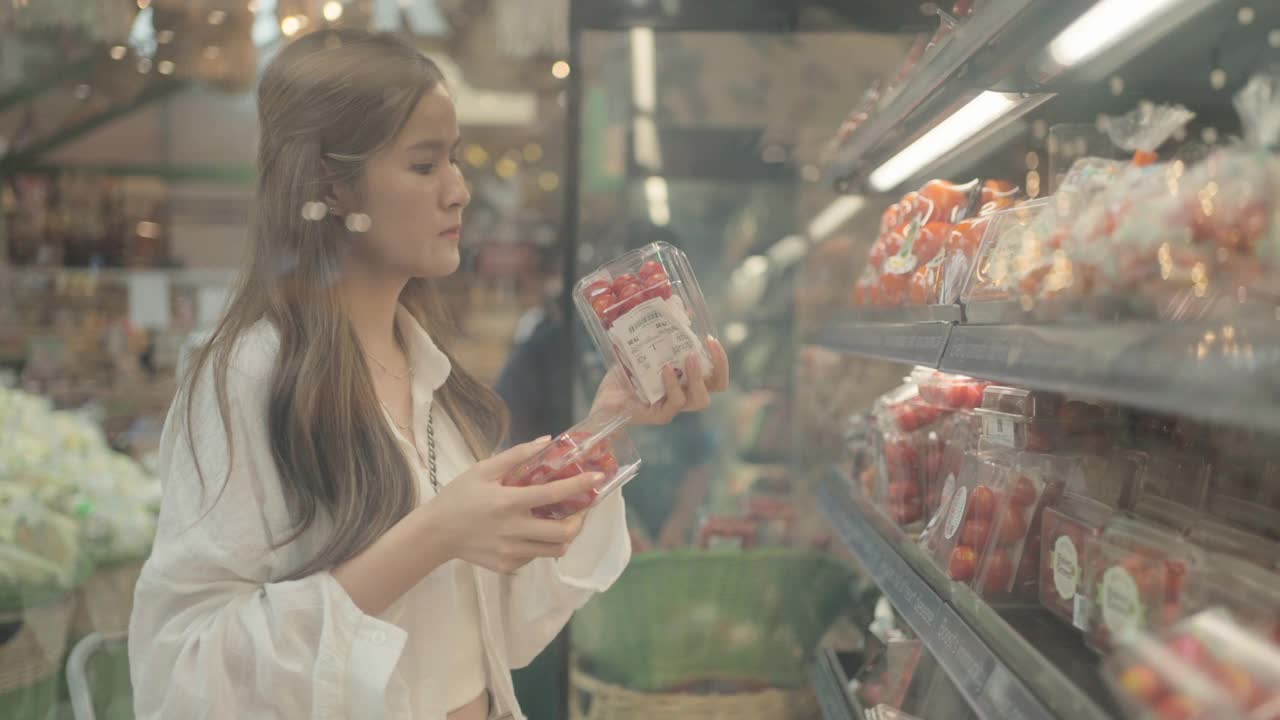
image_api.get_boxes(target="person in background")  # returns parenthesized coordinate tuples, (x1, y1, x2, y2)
(129, 30, 729, 720)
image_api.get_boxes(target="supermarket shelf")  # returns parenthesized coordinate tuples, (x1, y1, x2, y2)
(816, 316, 1280, 434)
(823, 0, 1037, 188)
(817, 316, 951, 366)
(818, 472, 1116, 720)
(809, 650, 859, 720)
(941, 321, 1280, 434)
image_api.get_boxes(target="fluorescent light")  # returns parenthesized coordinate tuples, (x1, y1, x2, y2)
(869, 92, 1021, 192)
(630, 27, 655, 113)
(645, 176, 670, 227)
(1047, 0, 1208, 69)
(633, 115, 662, 171)
(807, 195, 866, 241)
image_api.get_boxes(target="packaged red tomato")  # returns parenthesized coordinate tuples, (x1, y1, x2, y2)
(1083, 517, 1207, 650)
(500, 412, 640, 520)
(575, 242, 714, 405)
(926, 410, 979, 519)
(875, 382, 948, 433)
(1041, 493, 1114, 629)
(874, 428, 926, 529)
(921, 449, 1015, 583)
(912, 368, 989, 410)
(976, 387, 1108, 453)
(1104, 609, 1280, 720)
(973, 460, 1066, 602)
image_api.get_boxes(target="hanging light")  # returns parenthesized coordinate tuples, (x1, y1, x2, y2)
(281, 15, 302, 36)
(323, 1, 344, 21)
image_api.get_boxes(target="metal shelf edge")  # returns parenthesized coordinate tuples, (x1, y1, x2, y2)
(818, 474, 1055, 720)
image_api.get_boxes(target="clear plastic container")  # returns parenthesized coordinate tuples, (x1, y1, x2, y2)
(1133, 496, 1201, 535)
(500, 412, 641, 520)
(1041, 493, 1114, 629)
(1069, 450, 1144, 509)
(913, 368, 989, 410)
(1134, 452, 1211, 509)
(1104, 609, 1280, 720)
(921, 448, 1016, 584)
(975, 388, 1107, 453)
(1187, 553, 1280, 643)
(871, 425, 927, 530)
(574, 241, 714, 405)
(973, 457, 1066, 602)
(876, 381, 949, 433)
(926, 410, 979, 519)
(1188, 518, 1280, 569)
(1083, 517, 1207, 650)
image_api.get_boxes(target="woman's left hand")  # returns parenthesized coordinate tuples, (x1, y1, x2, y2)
(590, 337, 730, 426)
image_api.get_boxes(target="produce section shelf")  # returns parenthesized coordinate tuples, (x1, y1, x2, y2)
(823, 0, 1037, 188)
(818, 472, 1118, 720)
(809, 650, 859, 720)
(816, 318, 1280, 434)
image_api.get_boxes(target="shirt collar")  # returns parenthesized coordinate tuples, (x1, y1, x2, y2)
(396, 304, 452, 397)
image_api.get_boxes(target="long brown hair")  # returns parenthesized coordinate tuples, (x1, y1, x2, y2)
(184, 29, 507, 579)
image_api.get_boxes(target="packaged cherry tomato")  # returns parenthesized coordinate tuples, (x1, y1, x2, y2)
(921, 448, 1015, 585)
(912, 368, 989, 410)
(975, 387, 1108, 453)
(1082, 517, 1207, 650)
(1103, 610, 1275, 720)
(500, 412, 641, 520)
(575, 242, 714, 405)
(972, 457, 1066, 602)
(874, 427, 927, 530)
(1041, 493, 1114, 629)
(926, 410, 979, 519)
(1104, 609, 1280, 720)
(875, 381, 949, 433)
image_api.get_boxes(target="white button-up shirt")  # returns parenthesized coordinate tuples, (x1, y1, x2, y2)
(129, 306, 631, 719)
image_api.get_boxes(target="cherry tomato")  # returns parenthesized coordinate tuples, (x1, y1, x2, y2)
(891, 497, 924, 524)
(920, 179, 971, 225)
(981, 548, 1013, 594)
(888, 480, 920, 502)
(997, 505, 1028, 544)
(590, 294, 616, 318)
(909, 265, 934, 306)
(961, 519, 991, 550)
(638, 260, 664, 279)
(880, 271, 910, 306)
(643, 279, 674, 301)
(948, 217, 989, 257)
(880, 203, 902, 235)
(980, 180, 1018, 213)
(1118, 664, 1165, 704)
(612, 273, 638, 292)
(915, 222, 951, 263)
(949, 546, 977, 581)
(583, 279, 612, 300)
(969, 485, 996, 520)
(1009, 476, 1038, 508)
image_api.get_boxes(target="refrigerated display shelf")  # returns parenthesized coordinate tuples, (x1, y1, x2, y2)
(823, 0, 1038, 188)
(809, 649, 860, 720)
(818, 472, 1117, 720)
(817, 318, 1280, 434)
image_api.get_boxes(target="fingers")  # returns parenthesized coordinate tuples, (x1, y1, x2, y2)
(683, 353, 711, 412)
(510, 471, 603, 510)
(513, 512, 587, 545)
(654, 364, 685, 423)
(476, 436, 553, 477)
(705, 336, 731, 392)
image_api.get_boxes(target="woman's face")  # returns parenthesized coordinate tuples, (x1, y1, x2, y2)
(342, 85, 471, 279)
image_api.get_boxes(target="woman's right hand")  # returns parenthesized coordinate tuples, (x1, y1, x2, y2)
(433, 438, 604, 575)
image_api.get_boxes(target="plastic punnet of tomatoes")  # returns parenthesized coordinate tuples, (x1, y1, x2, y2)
(1041, 493, 1115, 629)
(574, 241, 714, 405)
(1104, 609, 1280, 720)
(500, 412, 641, 520)
(976, 387, 1111, 453)
(922, 449, 1015, 585)
(875, 381, 949, 434)
(971, 460, 1066, 602)
(912, 368, 989, 410)
(1082, 517, 1206, 650)
(925, 410, 979, 519)
(1187, 553, 1280, 645)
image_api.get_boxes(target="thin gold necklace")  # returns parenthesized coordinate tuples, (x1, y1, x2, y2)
(366, 350, 414, 380)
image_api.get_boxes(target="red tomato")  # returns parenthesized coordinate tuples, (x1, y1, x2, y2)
(900, 191, 923, 221)
(981, 548, 1013, 594)
(615, 282, 643, 301)
(643, 279, 674, 301)
(969, 485, 996, 520)
(642, 266, 670, 285)
(891, 497, 924, 524)
(583, 279, 612, 300)
(1009, 476, 1038, 508)
(920, 179, 971, 224)
(948, 217, 989, 258)
(590, 295, 614, 320)
(980, 180, 1017, 211)
(1118, 664, 1165, 704)
(888, 480, 920, 502)
(880, 203, 902, 235)
(638, 260, 664, 278)
(943, 383, 970, 408)
(915, 222, 950, 263)
(880, 271, 910, 306)
(961, 519, 991, 550)
(612, 273, 638, 291)
(997, 505, 1028, 544)
(949, 546, 977, 581)
(909, 265, 934, 306)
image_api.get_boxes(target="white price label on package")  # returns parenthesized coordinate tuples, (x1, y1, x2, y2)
(606, 296, 710, 405)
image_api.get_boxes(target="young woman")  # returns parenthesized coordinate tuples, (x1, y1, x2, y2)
(128, 29, 729, 720)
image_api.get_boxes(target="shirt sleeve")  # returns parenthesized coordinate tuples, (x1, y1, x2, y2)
(500, 489, 631, 669)
(128, 357, 409, 720)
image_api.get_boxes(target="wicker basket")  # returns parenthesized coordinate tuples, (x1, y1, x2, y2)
(569, 666, 820, 720)
(0, 596, 73, 720)
(570, 549, 855, 692)
(71, 559, 143, 640)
